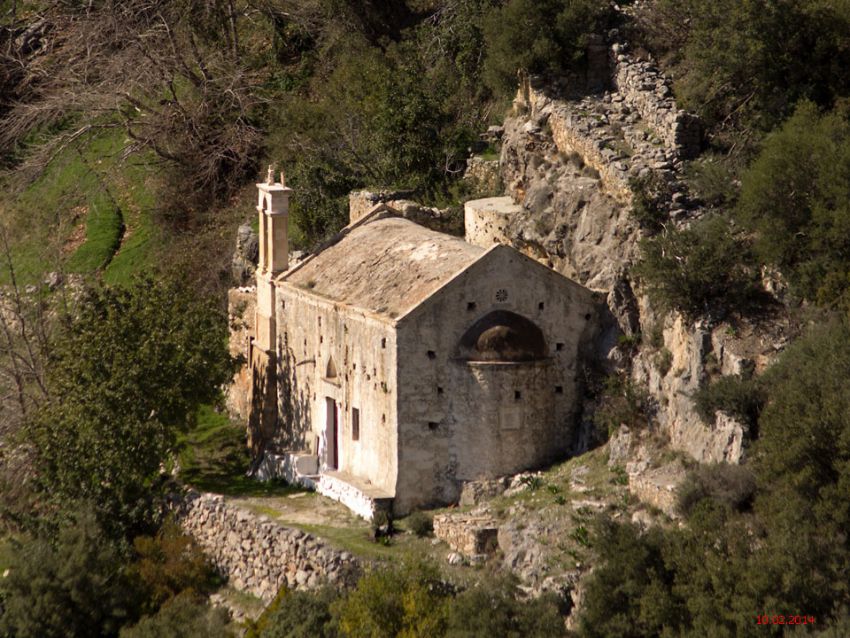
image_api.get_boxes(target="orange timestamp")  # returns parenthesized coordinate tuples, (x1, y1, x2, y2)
(756, 614, 816, 626)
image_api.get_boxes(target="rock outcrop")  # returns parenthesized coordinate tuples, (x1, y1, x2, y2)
(231, 223, 259, 286)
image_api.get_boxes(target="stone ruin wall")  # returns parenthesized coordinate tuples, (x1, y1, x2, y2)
(172, 491, 361, 602)
(433, 513, 499, 558)
(610, 43, 701, 159)
(519, 42, 701, 207)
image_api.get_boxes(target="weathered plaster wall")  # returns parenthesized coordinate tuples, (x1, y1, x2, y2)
(172, 491, 361, 602)
(393, 246, 599, 513)
(274, 284, 399, 496)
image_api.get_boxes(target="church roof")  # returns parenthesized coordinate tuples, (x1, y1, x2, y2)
(280, 212, 485, 320)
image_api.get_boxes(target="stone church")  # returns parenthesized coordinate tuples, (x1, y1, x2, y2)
(243, 172, 598, 518)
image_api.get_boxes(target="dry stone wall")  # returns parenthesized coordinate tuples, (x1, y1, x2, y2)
(172, 491, 361, 602)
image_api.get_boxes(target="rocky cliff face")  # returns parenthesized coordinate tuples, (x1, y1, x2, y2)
(496, 43, 791, 467)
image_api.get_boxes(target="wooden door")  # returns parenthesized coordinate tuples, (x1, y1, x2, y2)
(325, 397, 338, 470)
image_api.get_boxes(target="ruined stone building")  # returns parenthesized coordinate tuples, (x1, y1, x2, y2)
(242, 173, 597, 518)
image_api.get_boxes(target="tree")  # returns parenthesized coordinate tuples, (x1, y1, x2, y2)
(747, 318, 850, 620)
(27, 276, 234, 539)
(578, 519, 684, 638)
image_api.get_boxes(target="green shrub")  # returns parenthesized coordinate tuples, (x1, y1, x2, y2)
(691, 374, 764, 426)
(684, 155, 739, 209)
(131, 519, 220, 613)
(405, 511, 434, 538)
(119, 592, 232, 638)
(634, 215, 757, 318)
(444, 576, 566, 638)
(629, 173, 672, 232)
(654, 348, 673, 376)
(676, 463, 756, 517)
(332, 562, 451, 638)
(578, 519, 683, 638)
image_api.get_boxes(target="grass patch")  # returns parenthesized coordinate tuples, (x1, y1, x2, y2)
(178, 405, 295, 497)
(295, 522, 428, 563)
(66, 191, 123, 272)
(1, 125, 162, 284)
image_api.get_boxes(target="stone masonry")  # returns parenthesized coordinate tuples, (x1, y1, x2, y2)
(172, 491, 361, 602)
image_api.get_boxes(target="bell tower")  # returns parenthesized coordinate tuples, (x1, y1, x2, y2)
(248, 165, 291, 464)
(255, 165, 291, 352)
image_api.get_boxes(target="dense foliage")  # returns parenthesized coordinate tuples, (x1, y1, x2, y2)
(119, 593, 232, 638)
(0, 508, 139, 638)
(245, 565, 565, 638)
(635, 0, 850, 140)
(482, 0, 617, 94)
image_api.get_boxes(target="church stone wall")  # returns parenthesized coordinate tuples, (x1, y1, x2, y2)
(275, 283, 399, 496)
(393, 246, 599, 513)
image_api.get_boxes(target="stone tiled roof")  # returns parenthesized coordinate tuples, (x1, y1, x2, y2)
(280, 214, 484, 320)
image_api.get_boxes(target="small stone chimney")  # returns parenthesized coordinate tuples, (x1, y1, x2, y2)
(255, 165, 291, 353)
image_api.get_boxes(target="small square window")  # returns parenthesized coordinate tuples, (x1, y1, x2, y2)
(555, 386, 564, 394)
(428, 421, 439, 431)
(427, 350, 436, 359)
(352, 408, 360, 441)
(514, 390, 522, 401)
(437, 386, 444, 395)
(556, 342, 564, 351)
(467, 302, 477, 311)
